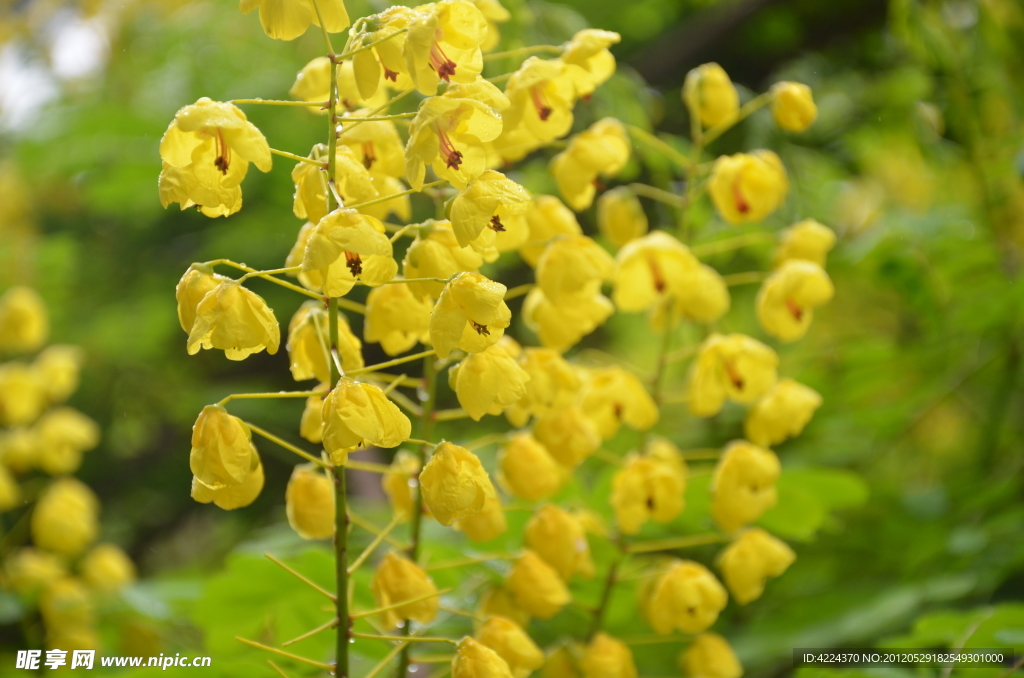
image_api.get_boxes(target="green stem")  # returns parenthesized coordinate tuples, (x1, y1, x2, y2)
(271, 148, 322, 165)
(628, 183, 688, 209)
(722, 271, 768, 286)
(626, 125, 695, 172)
(347, 180, 446, 212)
(483, 44, 562, 61)
(346, 350, 436, 378)
(701, 92, 772, 147)
(233, 99, 326, 107)
(587, 552, 623, 640)
(334, 28, 408, 63)
(333, 463, 349, 678)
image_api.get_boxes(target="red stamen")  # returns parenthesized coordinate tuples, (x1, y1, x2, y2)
(384, 67, 399, 82)
(724, 363, 744, 390)
(214, 128, 230, 175)
(488, 215, 505, 232)
(785, 298, 803, 321)
(428, 41, 457, 82)
(345, 251, 363, 275)
(436, 125, 463, 170)
(530, 85, 553, 121)
(362, 142, 376, 170)
(732, 175, 750, 214)
(646, 253, 666, 293)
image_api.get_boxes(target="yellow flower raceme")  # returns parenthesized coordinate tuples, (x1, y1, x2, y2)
(365, 283, 433, 356)
(717, 527, 795, 604)
(579, 366, 658, 440)
(450, 171, 532, 255)
(0, 363, 46, 426)
(476, 616, 544, 678)
(711, 441, 780, 533)
(744, 378, 822, 447)
(559, 29, 621, 98)
(597, 187, 648, 248)
(0, 286, 48, 353)
(321, 378, 411, 464)
(580, 633, 637, 678)
(371, 552, 439, 628)
(683, 63, 739, 129)
(302, 209, 397, 297)
(533, 405, 601, 468)
(239, 0, 349, 41)
(455, 492, 507, 542)
(499, 433, 563, 501)
(186, 281, 280, 360)
(755, 260, 834, 342)
(774, 219, 836, 268)
(33, 345, 83, 404)
(522, 283, 613, 353)
(292, 144, 377, 227)
(520, 195, 582, 267)
(680, 634, 743, 678)
(190, 405, 259, 489)
(430, 272, 511, 359)
(31, 478, 98, 557)
(419, 442, 496, 526)
(551, 118, 630, 211)
(507, 550, 570, 619)
(285, 464, 335, 540)
(687, 333, 779, 417)
(505, 348, 579, 426)
(770, 81, 817, 133)
(191, 461, 265, 510)
(450, 339, 530, 421)
(524, 505, 594, 580)
(352, 6, 418, 99)
(502, 58, 578, 143)
(35, 407, 101, 475)
(708, 150, 789, 225)
(643, 560, 727, 634)
(80, 544, 136, 592)
(612, 443, 686, 535)
(403, 220, 485, 299)
(453, 636, 515, 678)
(159, 98, 272, 217)
(287, 300, 363, 382)
(536, 235, 614, 305)
(406, 0, 488, 95)
(406, 96, 503, 190)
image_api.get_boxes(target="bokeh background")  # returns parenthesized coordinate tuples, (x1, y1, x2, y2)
(1, 0, 1023, 675)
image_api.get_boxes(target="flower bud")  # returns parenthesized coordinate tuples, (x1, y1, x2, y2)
(683, 63, 738, 129)
(0, 285, 48, 353)
(33, 345, 83, 404)
(755, 260, 834, 342)
(679, 634, 742, 678)
(536, 235, 614, 306)
(687, 334, 778, 417)
(598, 187, 648, 249)
(420, 442, 497, 526)
(371, 552, 439, 628)
(321, 378, 412, 464)
(533, 406, 601, 468)
(35, 407, 101, 476)
(542, 646, 581, 678)
(507, 550, 570, 619)
(300, 393, 325, 443)
(499, 434, 563, 502)
(453, 636, 515, 678)
(612, 444, 687, 535)
(524, 505, 593, 580)
(744, 378, 822, 447)
(708, 151, 789, 225)
(32, 478, 98, 557)
(580, 633, 637, 678)
(711, 441, 780, 533)
(456, 493, 507, 542)
(365, 282, 433, 356)
(186, 281, 280, 360)
(0, 363, 46, 426)
(40, 578, 94, 632)
(285, 464, 335, 540)
(770, 81, 817, 133)
(551, 118, 630, 212)
(3, 548, 66, 594)
(430, 272, 512, 359)
(189, 405, 258, 489)
(643, 561, 727, 634)
(579, 366, 658, 440)
(191, 460, 265, 510)
(559, 29, 621, 96)
(717, 528, 795, 604)
(175, 264, 225, 334)
(0, 427, 37, 473)
(382, 451, 422, 522)
(773, 219, 835, 268)
(476, 616, 544, 678)
(450, 339, 531, 421)
(80, 544, 137, 592)
(287, 300, 363, 382)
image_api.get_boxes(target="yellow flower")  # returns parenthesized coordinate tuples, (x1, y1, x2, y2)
(3, 548, 67, 595)
(450, 171, 532, 254)
(371, 552, 439, 628)
(406, 0, 488, 95)
(0, 285, 48, 353)
(419, 442, 497, 526)
(520, 195, 582, 267)
(31, 478, 98, 557)
(498, 433, 563, 501)
(158, 98, 272, 217)
(679, 634, 742, 678)
(502, 58, 578, 143)
(338, 114, 408, 179)
(683, 63, 738, 129)
(774, 219, 836, 268)
(643, 560, 727, 634)
(770, 81, 817, 133)
(472, 0, 510, 51)
(40, 578, 94, 632)
(744, 378, 822, 447)
(450, 339, 531, 421)
(717, 528, 795, 604)
(80, 544, 136, 593)
(708, 150, 789, 225)
(33, 345, 83, 404)
(507, 550, 570, 619)
(536, 235, 615, 305)
(406, 95, 503, 190)
(285, 464, 335, 540)
(239, 0, 349, 41)
(430, 272, 512, 359)
(300, 394, 325, 443)
(176, 264, 229, 334)
(524, 505, 594, 580)
(0, 428, 38, 473)
(542, 646, 581, 678)
(505, 348, 579, 426)
(382, 451, 421, 522)
(0, 464, 19, 511)
(522, 284, 613, 353)
(613, 231, 710, 316)
(321, 378, 412, 464)
(559, 29, 621, 97)
(292, 144, 377, 227)
(189, 405, 259, 490)
(444, 78, 513, 109)
(655, 265, 730, 327)
(580, 633, 637, 678)
(711, 441, 780, 533)
(453, 636, 515, 678)
(687, 333, 778, 417)
(186, 281, 280, 360)
(290, 59, 388, 114)
(365, 283, 433, 356)
(597, 187, 648, 249)
(191, 461, 265, 510)
(362, 174, 414, 222)
(480, 586, 530, 627)
(533, 406, 600, 468)
(611, 445, 686, 535)
(755, 260, 834, 342)
(0, 363, 46, 426)
(476, 616, 544, 678)
(579, 366, 658, 440)
(455, 492, 507, 542)
(403, 220, 485, 299)
(352, 6, 417, 99)
(551, 118, 631, 211)
(287, 300, 363, 382)
(34, 407, 101, 476)
(302, 209, 397, 297)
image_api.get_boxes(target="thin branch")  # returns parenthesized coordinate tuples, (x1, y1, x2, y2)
(247, 423, 329, 468)
(348, 516, 401, 574)
(282, 617, 339, 647)
(626, 533, 728, 554)
(351, 588, 452, 619)
(265, 553, 337, 601)
(235, 637, 334, 672)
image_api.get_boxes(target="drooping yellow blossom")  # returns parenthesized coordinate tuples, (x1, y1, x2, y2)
(755, 260, 834, 342)
(450, 339, 530, 421)
(0, 286, 48, 353)
(35, 407, 101, 475)
(430, 272, 511, 359)
(455, 492, 507, 542)
(502, 58, 578, 143)
(31, 478, 98, 557)
(321, 378, 411, 464)
(579, 366, 658, 439)
(420, 442, 497, 525)
(774, 219, 836, 268)
(300, 394, 325, 443)
(717, 528, 795, 604)
(0, 363, 46, 426)
(711, 441, 780, 533)
(551, 118, 631, 211)
(611, 444, 686, 535)
(533, 406, 601, 468)
(186, 281, 280, 360)
(559, 29, 621, 97)
(708, 150, 789, 225)
(365, 283, 433, 356)
(40, 578, 95, 632)
(643, 560, 727, 634)
(505, 348, 579, 426)
(520, 195, 582, 266)
(580, 633, 637, 678)
(302, 209, 397, 297)
(290, 59, 388, 114)
(0, 428, 37, 473)
(480, 586, 530, 627)
(285, 464, 335, 540)
(352, 6, 417, 99)
(175, 264, 229, 334)
(191, 461, 265, 510)
(239, 0, 349, 41)
(770, 81, 817, 133)
(189, 405, 259, 489)
(453, 636, 515, 678)
(597, 187, 648, 249)
(683, 63, 738, 129)
(159, 98, 272, 217)
(403, 220, 485, 299)
(3, 548, 67, 595)
(406, 96, 503, 190)
(744, 378, 822, 447)
(679, 634, 743, 678)
(33, 345, 83, 404)
(338, 114, 408, 179)
(687, 333, 779, 417)
(287, 300, 363, 382)
(536, 235, 615, 305)
(0, 464, 19, 511)
(499, 434, 563, 501)
(80, 544, 136, 593)
(292, 144, 377, 227)
(522, 284, 613, 353)
(406, 0, 488, 95)
(507, 550, 571, 619)
(382, 451, 422, 522)
(371, 552, 439, 628)
(524, 505, 594, 580)
(451, 171, 532, 255)
(472, 0, 510, 51)
(476, 616, 544, 678)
